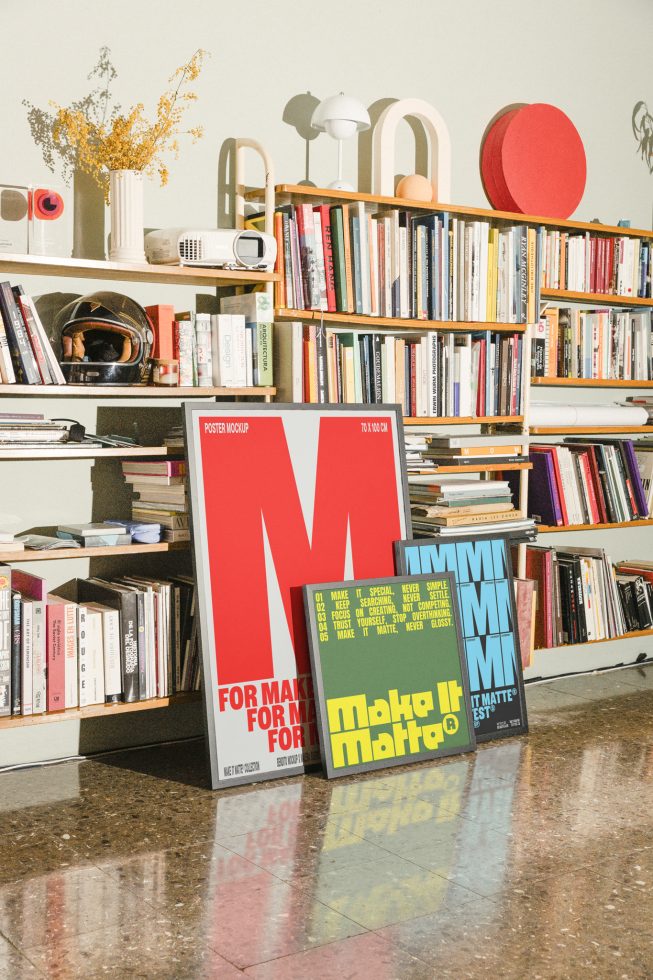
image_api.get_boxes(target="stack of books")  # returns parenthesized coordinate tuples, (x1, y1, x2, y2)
(539, 229, 652, 297)
(0, 282, 66, 386)
(275, 323, 524, 417)
(420, 433, 529, 470)
(122, 460, 189, 543)
(408, 474, 536, 539)
(56, 523, 133, 548)
(267, 203, 538, 323)
(524, 439, 648, 527)
(628, 396, 653, 424)
(524, 545, 650, 649)
(0, 413, 69, 447)
(0, 568, 200, 718)
(531, 308, 653, 380)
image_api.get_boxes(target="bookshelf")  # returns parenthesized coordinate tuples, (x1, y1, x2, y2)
(0, 692, 201, 730)
(0, 254, 274, 752)
(275, 309, 526, 334)
(537, 519, 653, 533)
(0, 384, 275, 398)
(247, 182, 653, 682)
(0, 542, 188, 562)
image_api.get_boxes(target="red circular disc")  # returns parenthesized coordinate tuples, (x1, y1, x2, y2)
(481, 109, 520, 212)
(499, 104, 586, 218)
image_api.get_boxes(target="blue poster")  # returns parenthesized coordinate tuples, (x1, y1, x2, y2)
(395, 536, 528, 741)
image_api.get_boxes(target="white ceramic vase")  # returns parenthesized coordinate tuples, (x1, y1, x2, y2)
(109, 169, 146, 263)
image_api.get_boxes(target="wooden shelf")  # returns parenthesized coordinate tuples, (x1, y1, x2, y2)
(541, 288, 653, 308)
(276, 309, 526, 334)
(246, 185, 653, 240)
(531, 377, 653, 389)
(404, 416, 524, 426)
(0, 692, 201, 730)
(537, 519, 653, 533)
(421, 462, 532, 474)
(0, 385, 275, 398)
(529, 425, 652, 434)
(536, 628, 653, 653)
(0, 542, 188, 562)
(0, 445, 181, 460)
(0, 253, 279, 287)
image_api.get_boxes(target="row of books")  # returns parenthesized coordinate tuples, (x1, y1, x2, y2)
(0, 282, 66, 385)
(521, 440, 649, 527)
(269, 203, 538, 323)
(0, 568, 199, 718)
(168, 293, 272, 388)
(408, 471, 536, 540)
(122, 459, 189, 543)
(275, 322, 524, 417)
(524, 546, 653, 649)
(531, 307, 653, 380)
(539, 229, 652, 297)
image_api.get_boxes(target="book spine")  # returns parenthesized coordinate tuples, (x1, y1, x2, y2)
(330, 207, 347, 312)
(63, 601, 78, 708)
(0, 281, 40, 383)
(10, 591, 20, 714)
(315, 321, 328, 404)
(20, 600, 32, 715)
(318, 205, 337, 312)
(0, 566, 9, 716)
(144, 304, 176, 360)
(175, 319, 195, 386)
(103, 609, 122, 703)
(46, 601, 66, 711)
(282, 212, 293, 308)
(273, 211, 285, 309)
(31, 601, 45, 714)
(194, 314, 213, 387)
(77, 605, 91, 708)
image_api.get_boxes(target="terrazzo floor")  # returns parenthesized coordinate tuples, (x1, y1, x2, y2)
(2, 667, 653, 978)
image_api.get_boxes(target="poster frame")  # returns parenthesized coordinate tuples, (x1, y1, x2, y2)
(303, 571, 476, 779)
(394, 534, 529, 742)
(184, 401, 411, 789)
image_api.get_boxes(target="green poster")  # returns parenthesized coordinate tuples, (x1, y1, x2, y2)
(303, 573, 476, 778)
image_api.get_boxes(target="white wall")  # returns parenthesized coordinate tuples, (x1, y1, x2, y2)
(5, 0, 653, 231)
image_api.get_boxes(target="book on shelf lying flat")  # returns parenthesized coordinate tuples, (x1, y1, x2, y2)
(275, 321, 523, 417)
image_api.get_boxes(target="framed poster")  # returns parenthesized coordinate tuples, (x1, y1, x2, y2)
(184, 403, 410, 789)
(303, 573, 475, 779)
(395, 535, 528, 741)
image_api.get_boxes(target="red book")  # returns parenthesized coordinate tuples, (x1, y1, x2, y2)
(46, 601, 66, 712)
(410, 343, 417, 418)
(145, 305, 175, 360)
(577, 450, 601, 523)
(314, 205, 336, 312)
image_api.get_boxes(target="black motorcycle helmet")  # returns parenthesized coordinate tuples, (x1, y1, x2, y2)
(58, 291, 154, 384)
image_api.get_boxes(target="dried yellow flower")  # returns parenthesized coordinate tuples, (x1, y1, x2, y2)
(50, 50, 206, 201)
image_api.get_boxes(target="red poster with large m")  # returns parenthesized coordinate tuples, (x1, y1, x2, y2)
(185, 405, 410, 788)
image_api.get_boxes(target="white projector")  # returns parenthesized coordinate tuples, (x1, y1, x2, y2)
(144, 228, 277, 270)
